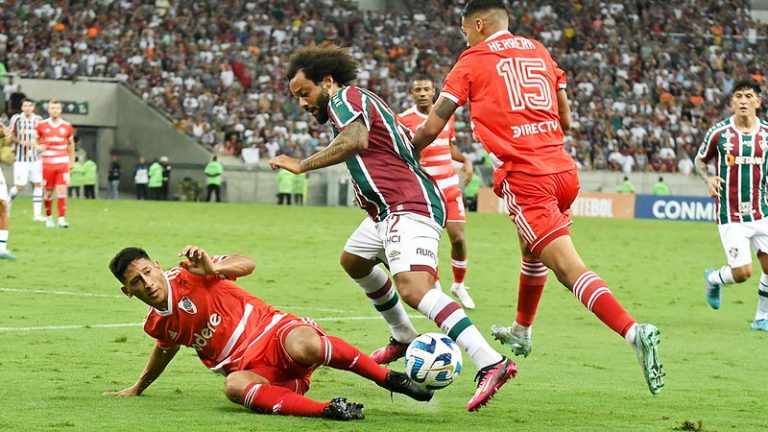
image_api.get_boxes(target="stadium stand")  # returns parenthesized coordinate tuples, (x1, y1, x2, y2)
(1, 0, 765, 173)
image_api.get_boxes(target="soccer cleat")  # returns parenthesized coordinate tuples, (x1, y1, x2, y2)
(45, 217, 55, 228)
(466, 357, 517, 411)
(383, 371, 434, 402)
(370, 337, 410, 364)
(0, 251, 16, 260)
(57, 217, 69, 228)
(704, 268, 721, 309)
(33, 215, 48, 222)
(321, 397, 364, 421)
(750, 319, 768, 332)
(490, 324, 532, 357)
(451, 283, 476, 309)
(633, 323, 665, 395)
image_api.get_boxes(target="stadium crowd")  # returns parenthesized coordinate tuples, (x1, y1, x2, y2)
(0, 0, 765, 174)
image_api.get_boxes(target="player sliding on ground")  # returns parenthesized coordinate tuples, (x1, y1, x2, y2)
(410, 0, 664, 395)
(104, 245, 432, 420)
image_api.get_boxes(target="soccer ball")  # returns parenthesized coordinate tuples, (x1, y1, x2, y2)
(404, 333, 462, 389)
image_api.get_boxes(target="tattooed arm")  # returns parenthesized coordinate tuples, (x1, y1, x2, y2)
(411, 96, 457, 152)
(269, 118, 368, 174)
(694, 153, 723, 197)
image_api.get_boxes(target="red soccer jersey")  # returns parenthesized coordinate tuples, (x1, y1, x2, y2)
(36, 118, 74, 166)
(398, 107, 461, 200)
(143, 258, 294, 374)
(441, 30, 574, 176)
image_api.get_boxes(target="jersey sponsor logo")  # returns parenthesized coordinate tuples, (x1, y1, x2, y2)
(729, 247, 739, 258)
(387, 250, 401, 262)
(191, 313, 222, 351)
(168, 330, 177, 340)
(42, 136, 67, 143)
(416, 247, 436, 260)
(384, 234, 401, 246)
(726, 155, 764, 166)
(510, 120, 559, 138)
(178, 295, 197, 314)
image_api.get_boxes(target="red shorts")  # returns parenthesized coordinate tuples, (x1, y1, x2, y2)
(494, 168, 579, 256)
(238, 316, 327, 395)
(43, 164, 70, 188)
(443, 185, 466, 223)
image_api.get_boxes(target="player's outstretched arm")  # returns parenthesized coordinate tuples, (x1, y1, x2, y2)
(269, 118, 368, 174)
(103, 344, 180, 397)
(412, 97, 457, 152)
(178, 245, 255, 279)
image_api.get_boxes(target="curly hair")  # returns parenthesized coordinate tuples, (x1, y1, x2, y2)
(287, 44, 359, 86)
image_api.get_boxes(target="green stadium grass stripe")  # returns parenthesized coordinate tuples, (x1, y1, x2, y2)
(0, 315, 425, 332)
(0, 287, 349, 313)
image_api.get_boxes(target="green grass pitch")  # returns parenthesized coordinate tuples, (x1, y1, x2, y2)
(1, 198, 766, 431)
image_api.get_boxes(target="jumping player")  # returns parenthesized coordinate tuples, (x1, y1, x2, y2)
(410, 0, 664, 395)
(105, 245, 432, 421)
(398, 76, 476, 309)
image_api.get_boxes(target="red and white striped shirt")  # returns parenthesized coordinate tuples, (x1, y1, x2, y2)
(36, 118, 74, 165)
(398, 107, 461, 200)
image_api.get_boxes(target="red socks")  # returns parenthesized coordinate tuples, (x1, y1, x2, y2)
(319, 335, 389, 385)
(572, 271, 635, 336)
(56, 194, 66, 217)
(516, 259, 548, 327)
(241, 383, 327, 416)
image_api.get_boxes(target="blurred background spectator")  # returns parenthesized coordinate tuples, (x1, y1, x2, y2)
(0, 0, 765, 175)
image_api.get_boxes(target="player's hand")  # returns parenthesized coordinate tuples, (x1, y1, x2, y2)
(461, 160, 474, 185)
(178, 245, 215, 276)
(269, 155, 303, 174)
(102, 386, 140, 397)
(0, 125, 10, 138)
(707, 176, 725, 197)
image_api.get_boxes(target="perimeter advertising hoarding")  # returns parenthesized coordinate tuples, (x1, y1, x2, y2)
(634, 195, 715, 222)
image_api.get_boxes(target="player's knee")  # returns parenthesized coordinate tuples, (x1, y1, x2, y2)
(284, 326, 322, 367)
(224, 372, 250, 403)
(394, 272, 432, 307)
(732, 265, 752, 282)
(340, 252, 373, 278)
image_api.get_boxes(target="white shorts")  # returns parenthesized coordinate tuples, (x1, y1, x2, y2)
(717, 219, 768, 267)
(13, 160, 43, 186)
(0, 167, 8, 201)
(343, 213, 442, 276)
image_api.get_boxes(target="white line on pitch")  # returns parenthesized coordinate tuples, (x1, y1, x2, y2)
(0, 315, 425, 332)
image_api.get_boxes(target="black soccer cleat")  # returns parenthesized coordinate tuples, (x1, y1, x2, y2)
(384, 371, 434, 402)
(322, 397, 364, 421)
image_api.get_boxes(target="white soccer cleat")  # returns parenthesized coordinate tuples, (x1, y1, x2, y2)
(57, 217, 69, 228)
(45, 217, 55, 228)
(451, 283, 475, 309)
(491, 323, 532, 357)
(33, 215, 48, 222)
